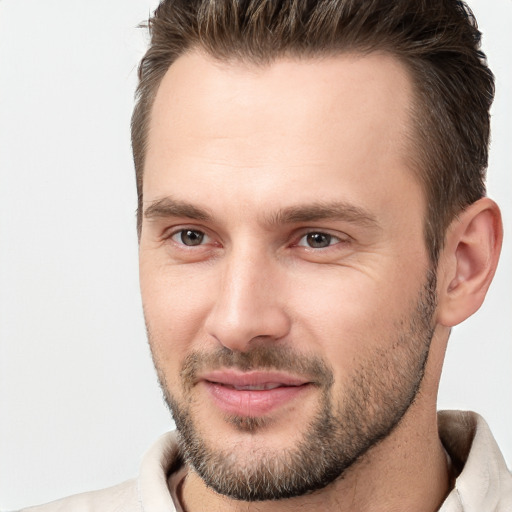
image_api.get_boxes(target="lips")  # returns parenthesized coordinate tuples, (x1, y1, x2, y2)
(224, 382, 284, 391)
(200, 370, 311, 417)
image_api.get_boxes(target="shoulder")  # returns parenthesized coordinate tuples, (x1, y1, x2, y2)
(19, 479, 140, 512)
(18, 431, 182, 512)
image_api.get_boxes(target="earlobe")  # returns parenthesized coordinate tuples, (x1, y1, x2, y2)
(437, 198, 503, 327)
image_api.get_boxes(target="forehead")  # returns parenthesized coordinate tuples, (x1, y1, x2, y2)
(147, 50, 414, 156)
(143, 51, 421, 222)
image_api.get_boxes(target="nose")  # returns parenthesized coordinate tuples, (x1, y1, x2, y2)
(204, 248, 291, 352)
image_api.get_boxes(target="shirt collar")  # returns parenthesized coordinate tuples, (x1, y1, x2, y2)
(438, 410, 512, 511)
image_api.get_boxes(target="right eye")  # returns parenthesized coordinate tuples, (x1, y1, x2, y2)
(170, 229, 209, 246)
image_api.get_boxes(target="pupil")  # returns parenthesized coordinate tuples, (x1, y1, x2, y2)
(181, 230, 204, 246)
(307, 233, 331, 248)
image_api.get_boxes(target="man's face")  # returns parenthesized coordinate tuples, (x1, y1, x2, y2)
(139, 52, 436, 499)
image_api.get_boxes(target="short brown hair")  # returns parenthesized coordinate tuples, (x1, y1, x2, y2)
(132, 0, 494, 263)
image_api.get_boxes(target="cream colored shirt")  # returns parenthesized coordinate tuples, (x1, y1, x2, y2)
(18, 411, 512, 512)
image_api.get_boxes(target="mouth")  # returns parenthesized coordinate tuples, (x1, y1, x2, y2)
(199, 370, 312, 417)
(214, 382, 289, 391)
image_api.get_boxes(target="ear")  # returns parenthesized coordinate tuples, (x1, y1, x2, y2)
(436, 198, 503, 327)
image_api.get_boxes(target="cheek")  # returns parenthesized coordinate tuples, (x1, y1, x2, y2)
(140, 260, 215, 367)
(288, 267, 415, 369)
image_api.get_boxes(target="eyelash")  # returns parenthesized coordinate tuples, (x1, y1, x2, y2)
(169, 228, 213, 247)
(295, 231, 345, 249)
(166, 227, 349, 251)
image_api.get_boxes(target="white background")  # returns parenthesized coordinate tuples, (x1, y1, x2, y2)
(0, 1, 510, 510)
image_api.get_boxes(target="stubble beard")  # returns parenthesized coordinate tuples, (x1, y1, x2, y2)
(150, 270, 437, 502)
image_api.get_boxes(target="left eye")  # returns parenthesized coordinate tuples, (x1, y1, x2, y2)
(171, 229, 209, 246)
(297, 232, 340, 249)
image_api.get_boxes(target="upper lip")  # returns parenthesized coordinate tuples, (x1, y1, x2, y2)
(199, 370, 310, 388)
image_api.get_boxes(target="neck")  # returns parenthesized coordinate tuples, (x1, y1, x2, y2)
(180, 405, 452, 512)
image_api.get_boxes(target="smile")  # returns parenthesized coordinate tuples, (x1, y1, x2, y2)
(215, 382, 290, 391)
(199, 370, 311, 417)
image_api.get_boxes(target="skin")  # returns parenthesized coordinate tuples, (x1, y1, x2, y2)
(138, 51, 502, 511)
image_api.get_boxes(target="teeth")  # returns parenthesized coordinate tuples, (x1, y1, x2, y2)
(232, 383, 282, 391)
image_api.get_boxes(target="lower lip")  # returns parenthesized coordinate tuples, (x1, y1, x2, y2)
(203, 381, 311, 417)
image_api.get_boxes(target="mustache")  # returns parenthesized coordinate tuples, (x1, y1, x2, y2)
(180, 345, 334, 390)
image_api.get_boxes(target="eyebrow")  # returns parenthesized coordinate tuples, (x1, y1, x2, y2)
(144, 197, 212, 222)
(266, 202, 380, 229)
(144, 197, 379, 229)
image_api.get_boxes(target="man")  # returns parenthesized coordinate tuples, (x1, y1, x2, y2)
(20, 0, 511, 511)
